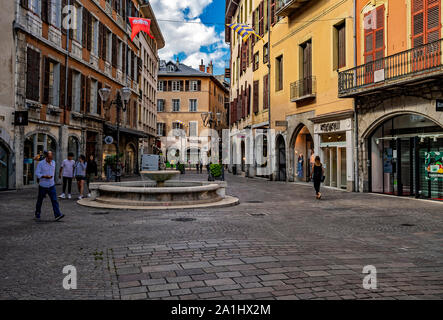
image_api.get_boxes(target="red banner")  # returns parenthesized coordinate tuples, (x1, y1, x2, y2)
(129, 17, 154, 41)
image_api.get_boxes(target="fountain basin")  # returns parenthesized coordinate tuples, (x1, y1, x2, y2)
(140, 170, 180, 187)
(78, 180, 239, 210)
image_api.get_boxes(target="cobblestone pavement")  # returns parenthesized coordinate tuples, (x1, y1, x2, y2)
(0, 173, 442, 300)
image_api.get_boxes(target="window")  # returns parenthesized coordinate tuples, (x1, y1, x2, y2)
(412, 0, 440, 46)
(172, 81, 180, 91)
(26, 48, 40, 102)
(91, 19, 99, 56)
(172, 99, 180, 112)
(263, 43, 269, 64)
(190, 80, 198, 91)
(172, 122, 184, 130)
(301, 40, 313, 95)
(275, 55, 283, 91)
(30, 0, 41, 16)
(157, 99, 164, 112)
(73, 5, 82, 42)
(72, 72, 81, 112)
(157, 123, 165, 136)
(157, 81, 164, 91)
(107, 31, 112, 63)
(364, 5, 384, 64)
(189, 99, 197, 112)
(50, 0, 62, 28)
(253, 80, 259, 113)
(117, 41, 122, 69)
(90, 79, 98, 114)
(43, 58, 60, 107)
(253, 52, 259, 71)
(263, 74, 269, 109)
(189, 122, 198, 137)
(334, 22, 346, 70)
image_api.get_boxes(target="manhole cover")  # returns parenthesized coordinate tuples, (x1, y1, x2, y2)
(246, 200, 264, 203)
(400, 223, 415, 227)
(172, 218, 196, 222)
(93, 211, 110, 215)
(247, 213, 267, 216)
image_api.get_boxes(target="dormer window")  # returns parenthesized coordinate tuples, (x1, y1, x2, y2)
(168, 65, 175, 72)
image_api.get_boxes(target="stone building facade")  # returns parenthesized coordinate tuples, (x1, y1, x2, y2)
(4, 0, 164, 189)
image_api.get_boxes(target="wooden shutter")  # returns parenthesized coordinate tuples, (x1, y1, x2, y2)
(103, 28, 108, 62)
(80, 74, 86, 112)
(67, 68, 73, 111)
(112, 34, 117, 67)
(253, 80, 259, 113)
(259, 1, 264, 37)
(26, 49, 40, 101)
(252, 10, 256, 45)
(122, 0, 126, 19)
(364, 6, 384, 63)
(86, 12, 92, 51)
(263, 74, 269, 110)
(271, 0, 276, 25)
(60, 64, 66, 109)
(179, 80, 184, 91)
(86, 78, 91, 113)
(412, 0, 440, 47)
(42, 57, 50, 104)
(338, 24, 346, 69)
(122, 44, 126, 74)
(98, 23, 103, 57)
(185, 80, 189, 91)
(97, 82, 102, 115)
(20, 0, 28, 8)
(197, 80, 201, 91)
(41, 0, 50, 24)
(247, 85, 251, 116)
(82, 8, 88, 48)
(167, 80, 172, 91)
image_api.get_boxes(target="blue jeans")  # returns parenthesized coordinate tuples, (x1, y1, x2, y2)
(35, 185, 62, 217)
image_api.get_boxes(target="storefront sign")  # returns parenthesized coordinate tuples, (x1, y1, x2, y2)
(104, 136, 114, 145)
(275, 121, 288, 127)
(320, 121, 340, 133)
(424, 151, 443, 181)
(437, 99, 443, 112)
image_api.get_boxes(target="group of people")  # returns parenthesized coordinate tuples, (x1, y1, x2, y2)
(34, 151, 98, 221)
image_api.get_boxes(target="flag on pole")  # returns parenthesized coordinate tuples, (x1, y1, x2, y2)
(363, 10, 377, 30)
(227, 23, 264, 42)
(129, 17, 155, 41)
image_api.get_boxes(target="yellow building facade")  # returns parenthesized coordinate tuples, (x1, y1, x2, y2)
(157, 60, 229, 165)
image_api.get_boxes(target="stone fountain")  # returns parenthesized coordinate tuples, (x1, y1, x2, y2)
(78, 169, 239, 210)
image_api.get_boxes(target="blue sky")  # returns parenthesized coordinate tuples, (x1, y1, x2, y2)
(150, 0, 229, 75)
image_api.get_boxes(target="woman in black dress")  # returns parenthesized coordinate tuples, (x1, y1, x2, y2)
(310, 156, 325, 199)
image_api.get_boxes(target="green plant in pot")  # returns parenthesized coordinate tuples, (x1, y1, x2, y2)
(209, 164, 222, 178)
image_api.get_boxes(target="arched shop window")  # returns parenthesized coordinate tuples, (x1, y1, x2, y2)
(23, 133, 57, 185)
(369, 114, 442, 200)
(68, 136, 80, 159)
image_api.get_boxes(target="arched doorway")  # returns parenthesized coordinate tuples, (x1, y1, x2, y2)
(276, 135, 286, 181)
(68, 136, 80, 159)
(186, 148, 200, 167)
(23, 133, 57, 185)
(290, 124, 314, 182)
(125, 143, 136, 174)
(368, 113, 442, 199)
(0, 140, 9, 190)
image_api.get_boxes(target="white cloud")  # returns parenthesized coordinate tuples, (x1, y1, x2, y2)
(150, 0, 229, 72)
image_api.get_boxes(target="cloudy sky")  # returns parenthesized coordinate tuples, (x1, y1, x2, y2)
(150, 0, 229, 75)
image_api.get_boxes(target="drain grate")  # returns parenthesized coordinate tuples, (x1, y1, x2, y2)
(247, 213, 267, 217)
(400, 223, 415, 227)
(93, 211, 110, 215)
(246, 200, 264, 203)
(172, 217, 196, 222)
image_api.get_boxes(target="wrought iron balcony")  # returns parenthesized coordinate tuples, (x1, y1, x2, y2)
(338, 39, 443, 97)
(276, 0, 313, 17)
(290, 76, 316, 102)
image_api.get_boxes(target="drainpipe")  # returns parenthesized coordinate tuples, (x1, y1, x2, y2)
(267, 0, 272, 181)
(353, 0, 359, 192)
(64, 0, 70, 124)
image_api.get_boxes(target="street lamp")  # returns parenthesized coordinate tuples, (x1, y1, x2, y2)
(99, 87, 131, 182)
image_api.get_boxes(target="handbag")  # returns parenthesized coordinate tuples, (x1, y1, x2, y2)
(321, 175, 326, 182)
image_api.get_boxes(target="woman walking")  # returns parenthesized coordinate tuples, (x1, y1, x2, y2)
(74, 155, 87, 200)
(310, 156, 325, 200)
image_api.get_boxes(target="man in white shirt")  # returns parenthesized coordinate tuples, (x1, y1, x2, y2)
(59, 152, 75, 199)
(35, 151, 65, 221)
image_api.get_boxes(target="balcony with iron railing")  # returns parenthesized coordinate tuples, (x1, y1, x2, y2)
(276, 0, 313, 17)
(290, 76, 316, 102)
(338, 39, 443, 98)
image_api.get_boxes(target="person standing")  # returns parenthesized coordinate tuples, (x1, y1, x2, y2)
(199, 160, 203, 173)
(115, 161, 122, 182)
(309, 149, 316, 182)
(86, 155, 98, 198)
(34, 151, 64, 221)
(74, 155, 87, 200)
(59, 152, 75, 199)
(310, 156, 325, 200)
(196, 161, 199, 174)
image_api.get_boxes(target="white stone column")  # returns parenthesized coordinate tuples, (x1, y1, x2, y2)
(346, 129, 354, 191)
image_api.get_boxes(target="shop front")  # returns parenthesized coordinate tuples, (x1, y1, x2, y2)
(313, 115, 354, 191)
(0, 140, 9, 190)
(368, 114, 443, 200)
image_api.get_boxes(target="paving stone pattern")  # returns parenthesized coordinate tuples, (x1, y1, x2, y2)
(0, 173, 442, 300)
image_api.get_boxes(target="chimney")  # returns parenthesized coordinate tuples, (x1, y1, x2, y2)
(206, 61, 213, 75)
(176, 57, 180, 67)
(199, 59, 205, 72)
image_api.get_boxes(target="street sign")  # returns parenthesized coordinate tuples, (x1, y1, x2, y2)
(14, 111, 28, 126)
(275, 121, 288, 127)
(104, 136, 114, 144)
(437, 99, 443, 112)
